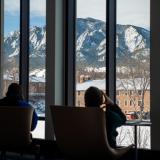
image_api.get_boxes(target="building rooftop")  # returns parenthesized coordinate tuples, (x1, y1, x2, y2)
(76, 78, 150, 91)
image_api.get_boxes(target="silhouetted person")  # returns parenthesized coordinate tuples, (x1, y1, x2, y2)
(84, 86, 126, 148)
(0, 83, 38, 131)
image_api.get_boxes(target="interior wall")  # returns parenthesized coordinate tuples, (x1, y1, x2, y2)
(151, 0, 160, 150)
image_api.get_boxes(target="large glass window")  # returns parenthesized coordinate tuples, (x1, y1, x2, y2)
(29, 0, 46, 139)
(76, 0, 106, 106)
(1, 0, 20, 97)
(116, 0, 150, 148)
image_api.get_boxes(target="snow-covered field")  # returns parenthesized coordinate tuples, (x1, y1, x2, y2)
(31, 120, 45, 139)
(117, 125, 151, 149)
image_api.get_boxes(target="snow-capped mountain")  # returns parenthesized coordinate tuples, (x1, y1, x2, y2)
(116, 24, 150, 57)
(4, 26, 46, 74)
(76, 18, 150, 68)
(3, 18, 150, 77)
(76, 18, 106, 67)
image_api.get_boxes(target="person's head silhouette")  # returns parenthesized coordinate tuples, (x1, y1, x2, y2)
(6, 83, 23, 100)
(84, 86, 103, 107)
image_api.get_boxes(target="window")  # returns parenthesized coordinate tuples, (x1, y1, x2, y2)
(1, 0, 20, 97)
(29, 0, 46, 139)
(0, 0, 46, 139)
(129, 90, 132, 95)
(78, 100, 80, 106)
(29, 0, 46, 118)
(70, 0, 150, 149)
(116, 0, 150, 117)
(138, 100, 142, 106)
(124, 100, 127, 106)
(75, 0, 106, 107)
(116, 0, 150, 149)
(117, 100, 120, 105)
(138, 90, 142, 95)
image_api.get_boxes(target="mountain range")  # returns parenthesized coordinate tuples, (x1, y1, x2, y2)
(3, 18, 150, 79)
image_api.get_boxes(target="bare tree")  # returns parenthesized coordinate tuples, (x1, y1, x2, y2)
(117, 48, 150, 119)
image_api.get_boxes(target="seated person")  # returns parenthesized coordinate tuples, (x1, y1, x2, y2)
(0, 83, 38, 131)
(84, 86, 126, 148)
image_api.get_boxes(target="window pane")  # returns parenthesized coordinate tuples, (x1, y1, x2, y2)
(31, 120, 45, 139)
(116, 0, 150, 149)
(29, 0, 46, 139)
(76, 0, 106, 106)
(2, 0, 20, 97)
(29, 0, 46, 117)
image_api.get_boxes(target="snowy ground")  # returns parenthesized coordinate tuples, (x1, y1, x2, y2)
(117, 125, 151, 149)
(31, 120, 45, 139)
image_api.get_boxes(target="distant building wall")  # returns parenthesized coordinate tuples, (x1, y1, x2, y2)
(3, 80, 45, 96)
(76, 89, 150, 114)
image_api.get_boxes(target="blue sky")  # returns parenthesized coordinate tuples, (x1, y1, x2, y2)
(4, 0, 46, 36)
(4, 13, 45, 36)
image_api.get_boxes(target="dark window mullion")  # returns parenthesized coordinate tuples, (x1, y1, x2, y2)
(0, 0, 4, 98)
(106, 0, 116, 102)
(20, 0, 29, 100)
(64, 0, 76, 106)
(46, 0, 56, 139)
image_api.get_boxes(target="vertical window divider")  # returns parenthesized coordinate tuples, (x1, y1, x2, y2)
(106, 0, 116, 102)
(0, 0, 4, 98)
(46, 0, 55, 139)
(64, 0, 76, 106)
(151, 0, 160, 150)
(20, 0, 29, 100)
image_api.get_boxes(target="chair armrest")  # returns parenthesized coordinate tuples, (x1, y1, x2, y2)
(112, 144, 134, 159)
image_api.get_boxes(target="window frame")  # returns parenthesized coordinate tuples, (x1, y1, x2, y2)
(63, 0, 76, 106)
(0, 0, 4, 98)
(64, 0, 152, 149)
(28, 0, 47, 120)
(20, 0, 29, 100)
(0, 0, 46, 121)
(65, 0, 117, 106)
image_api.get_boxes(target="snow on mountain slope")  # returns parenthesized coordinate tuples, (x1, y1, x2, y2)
(3, 18, 150, 77)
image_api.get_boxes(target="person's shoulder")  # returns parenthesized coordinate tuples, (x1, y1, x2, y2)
(18, 100, 31, 107)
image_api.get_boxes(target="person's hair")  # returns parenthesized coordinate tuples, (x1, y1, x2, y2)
(6, 83, 23, 100)
(84, 86, 103, 107)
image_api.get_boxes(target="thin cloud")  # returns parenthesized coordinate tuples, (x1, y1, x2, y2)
(77, 0, 106, 21)
(4, 0, 20, 14)
(5, 0, 46, 17)
(30, 0, 46, 17)
(117, 0, 150, 29)
(77, 0, 150, 28)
